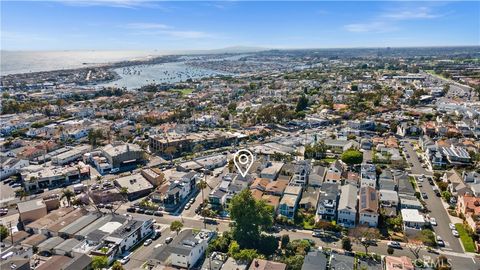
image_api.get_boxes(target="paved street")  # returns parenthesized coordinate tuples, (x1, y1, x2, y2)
(402, 140, 463, 252)
(418, 177, 464, 253)
(402, 140, 432, 176)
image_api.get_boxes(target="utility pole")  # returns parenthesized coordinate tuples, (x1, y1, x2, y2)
(8, 221, 14, 245)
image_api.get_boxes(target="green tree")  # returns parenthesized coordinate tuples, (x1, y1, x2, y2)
(282, 255, 305, 270)
(170, 221, 184, 235)
(229, 189, 274, 248)
(257, 235, 278, 256)
(281, 234, 290, 249)
(341, 149, 363, 166)
(228, 240, 241, 256)
(387, 247, 394, 255)
(61, 188, 75, 206)
(234, 249, 260, 263)
(192, 144, 205, 154)
(197, 178, 208, 228)
(0, 225, 9, 242)
(350, 227, 381, 254)
(442, 191, 452, 203)
(295, 95, 309, 112)
(91, 256, 108, 269)
(111, 261, 125, 270)
(341, 237, 352, 251)
(418, 229, 436, 247)
(304, 141, 327, 159)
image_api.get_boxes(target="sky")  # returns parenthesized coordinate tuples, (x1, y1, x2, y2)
(1, 0, 479, 51)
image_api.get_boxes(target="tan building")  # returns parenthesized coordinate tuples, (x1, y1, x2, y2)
(17, 199, 47, 224)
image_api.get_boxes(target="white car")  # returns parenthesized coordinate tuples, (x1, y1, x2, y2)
(387, 241, 401, 249)
(144, 239, 153, 246)
(452, 230, 459, 237)
(119, 254, 130, 265)
(430, 218, 437, 226)
(184, 203, 191, 210)
(449, 223, 456, 230)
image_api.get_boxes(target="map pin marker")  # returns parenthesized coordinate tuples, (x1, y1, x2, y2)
(234, 149, 254, 178)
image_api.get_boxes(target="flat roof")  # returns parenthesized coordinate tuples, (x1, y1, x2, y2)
(401, 209, 425, 223)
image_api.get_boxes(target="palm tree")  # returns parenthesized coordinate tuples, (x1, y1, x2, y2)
(61, 189, 75, 206)
(197, 177, 209, 228)
(15, 188, 29, 201)
(164, 146, 177, 163)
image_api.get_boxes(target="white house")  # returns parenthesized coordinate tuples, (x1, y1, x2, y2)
(1, 157, 29, 180)
(401, 209, 425, 236)
(337, 184, 358, 228)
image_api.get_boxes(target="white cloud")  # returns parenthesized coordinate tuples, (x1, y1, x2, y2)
(57, 0, 160, 9)
(382, 7, 442, 20)
(344, 22, 398, 33)
(126, 23, 170, 29)
(124, 22, 212, 39)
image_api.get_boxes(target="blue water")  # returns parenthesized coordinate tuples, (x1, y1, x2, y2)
(1, 50, 164, 75)
(100, 61, 227, 89)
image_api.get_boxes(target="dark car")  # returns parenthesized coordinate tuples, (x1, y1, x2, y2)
(204, 218, 218, 225)
(154, 211, 163, 216)
(136, 208, 145, 214)
(145, 210, 154, 215)
(127, 207, 136, 213)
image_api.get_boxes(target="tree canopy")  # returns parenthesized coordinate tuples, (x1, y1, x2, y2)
(170, 221, 184, 235)
(229, 189, 274, 248)
(341, 149, 363, 165)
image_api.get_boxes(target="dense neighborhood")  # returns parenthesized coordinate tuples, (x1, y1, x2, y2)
(1, 47, 480, 270)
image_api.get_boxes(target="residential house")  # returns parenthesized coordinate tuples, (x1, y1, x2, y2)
(457, 194, 480, 233)
(360, 164, 377, 189)
(401, 209, 425, 236)
(249, 259, 287, 270)
(384, 256, 414, 270)
(324, 160, 344, 184)
(308, 166, 326, 187)
(337, 184, 358, 228)
(315, 183, 339, 222)
(301, 251, 328, 270)
(359, 186, 379, 227)
(278, 185, 302, 219)
(0, 157, 29, 180)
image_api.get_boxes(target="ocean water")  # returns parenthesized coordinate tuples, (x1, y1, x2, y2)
(0, 50, 164, 75)
(100, 62, 226, 89)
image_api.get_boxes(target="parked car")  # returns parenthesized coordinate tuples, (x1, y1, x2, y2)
(136, 208, 145, 214)
(144, 239, 153, 246)
(361, 237, 377, 246)
(387, 241, 402, 249)
(422, 192, 428, 199)
(97, 203, 105, 208)
(154, 211, 163, 216)
(127, 207, 136, 213)
(11, 183, 22, 188)
(105, 204, 113, 210)
(184, 203, 191, 210)
(119, 254, 131, 265)
(430, 218, 437, 226)
(145, 210, 154, 215)
(152, 230, 161, 240)
(165, 237, 173, 244)
(437, 239, 445, 247)
(452, 230, 459, 237)
(449, 223, 456, 230)
(0, 208, 8, 216)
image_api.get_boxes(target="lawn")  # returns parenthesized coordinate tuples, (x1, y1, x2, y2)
(321, 158, 336, 163)
(455, 223, 476, 252)
(176, 88, 194, 95)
